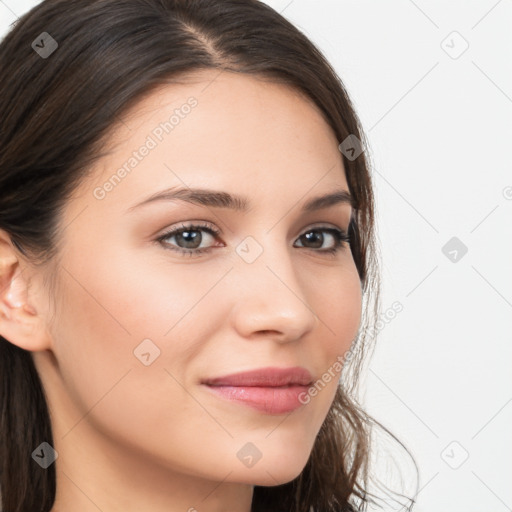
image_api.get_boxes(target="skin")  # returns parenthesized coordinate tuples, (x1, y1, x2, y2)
(0, 69, 362, 512)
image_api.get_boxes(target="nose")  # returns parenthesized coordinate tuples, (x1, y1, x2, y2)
(229, 245, 318, 344)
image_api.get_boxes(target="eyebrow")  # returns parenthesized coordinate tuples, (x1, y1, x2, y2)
(125, 186, 355, 213)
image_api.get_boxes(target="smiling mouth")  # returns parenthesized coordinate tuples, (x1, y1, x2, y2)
(202, 383, 311, 415)
(200, 366, 314, 415)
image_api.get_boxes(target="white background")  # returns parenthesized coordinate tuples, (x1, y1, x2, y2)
(1, 1, 511, 511)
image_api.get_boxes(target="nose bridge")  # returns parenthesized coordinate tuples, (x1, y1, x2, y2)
(230, 232, 318, 340)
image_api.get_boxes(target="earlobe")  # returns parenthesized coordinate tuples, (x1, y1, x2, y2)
(0, 232, 50, 351)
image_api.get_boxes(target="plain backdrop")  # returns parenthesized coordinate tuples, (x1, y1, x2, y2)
(1, 1, 511, 511)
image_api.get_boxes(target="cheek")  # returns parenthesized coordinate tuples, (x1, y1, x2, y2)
(49, 264, 144, 423)
(50, 251, 223, 459)
(311, 260, 363, 351)
(305, 263, 362, 406)
(51, 246, 228, 400)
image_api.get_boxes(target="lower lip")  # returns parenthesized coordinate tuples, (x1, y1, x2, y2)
(202, 384, 310, 414)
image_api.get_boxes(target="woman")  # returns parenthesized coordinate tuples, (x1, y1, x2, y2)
(0, 0, 416, 510)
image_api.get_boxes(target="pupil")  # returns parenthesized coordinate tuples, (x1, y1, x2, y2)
(178, 230, 201, 249)
(304, 231, 322, 248)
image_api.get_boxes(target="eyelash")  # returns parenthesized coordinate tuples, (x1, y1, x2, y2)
(155, 222, 351, 258)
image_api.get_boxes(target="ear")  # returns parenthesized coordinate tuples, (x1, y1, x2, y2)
(0, 230, 52, 351)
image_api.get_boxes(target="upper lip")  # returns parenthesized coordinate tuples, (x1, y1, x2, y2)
(201, 366, 313, 387)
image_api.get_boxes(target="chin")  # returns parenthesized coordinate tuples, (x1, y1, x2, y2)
(244, 466, 306, 487)
(234, 450, 311, 487)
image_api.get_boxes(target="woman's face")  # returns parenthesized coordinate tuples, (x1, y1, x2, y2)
(32, 70, 362, 496)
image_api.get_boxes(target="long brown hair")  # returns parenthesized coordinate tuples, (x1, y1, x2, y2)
(0, 1, 417, 510)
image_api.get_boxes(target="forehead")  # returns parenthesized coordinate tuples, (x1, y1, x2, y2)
(71, 70, 349, 216)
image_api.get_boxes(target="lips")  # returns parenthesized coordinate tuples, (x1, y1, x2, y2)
(201, 366, 314, 387)
(201, 366, 314, 415)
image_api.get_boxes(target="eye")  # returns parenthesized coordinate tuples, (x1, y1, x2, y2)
(294, 226, 350, 255)
(156, 222, 220, 257)
(155, 222, 350, 257)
